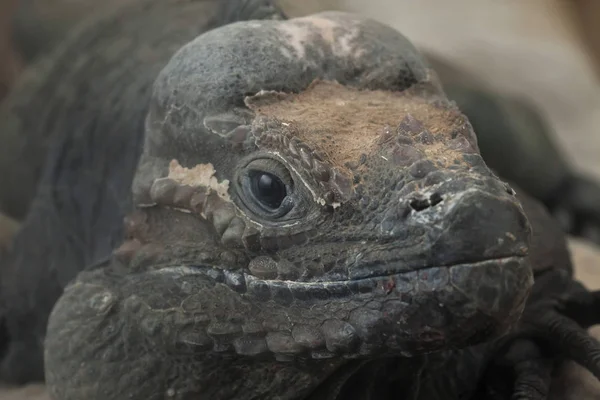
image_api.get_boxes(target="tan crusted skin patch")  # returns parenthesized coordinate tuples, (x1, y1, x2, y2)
(167, 159, 230, 201)
(245, 80, 469, 171)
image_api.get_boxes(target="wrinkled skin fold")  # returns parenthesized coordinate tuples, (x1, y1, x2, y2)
(0, 1, 599, 399)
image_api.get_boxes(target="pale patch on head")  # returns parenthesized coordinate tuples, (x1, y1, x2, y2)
(277, 22, 309, 59)
(168, 160, 230, 201)
(276, 15, 364, 61)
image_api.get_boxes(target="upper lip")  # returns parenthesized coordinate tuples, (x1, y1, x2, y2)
(344, 253, 527, 281)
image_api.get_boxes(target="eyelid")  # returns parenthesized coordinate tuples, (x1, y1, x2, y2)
(245, 158, 294, 188)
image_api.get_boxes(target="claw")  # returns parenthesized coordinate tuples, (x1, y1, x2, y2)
(479, 338, 552, 400)
(474, 278, 600, 400)
(511, 357, 552, 400)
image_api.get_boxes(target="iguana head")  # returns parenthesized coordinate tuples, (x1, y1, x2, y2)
(45, 12, 534, 399)
(125, 12, 532, 360)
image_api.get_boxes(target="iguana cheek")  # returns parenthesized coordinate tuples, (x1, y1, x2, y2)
(141, 160, 258, 247)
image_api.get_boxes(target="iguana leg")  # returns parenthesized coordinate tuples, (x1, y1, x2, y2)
(479, 338, 553, 400)
(560, 287, 600, 330)
(479, 283, 600, 399)
(472, 191, 600, 399)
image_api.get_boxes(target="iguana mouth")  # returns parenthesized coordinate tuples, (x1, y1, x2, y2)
(244, 255, 529, 302)
(155, 254, 528, 301)
(341, 253, 528, 282)
(153, 254, 531, 357)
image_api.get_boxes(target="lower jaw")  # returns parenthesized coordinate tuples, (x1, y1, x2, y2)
(152, 256, 532, 360)
(246, 256, 533, 358)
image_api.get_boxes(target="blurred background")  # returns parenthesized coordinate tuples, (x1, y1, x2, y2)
(0, 0, 599, 398)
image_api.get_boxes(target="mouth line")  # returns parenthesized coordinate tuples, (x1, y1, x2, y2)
(242, 255, 526, 300)
(151, 255, 526, 299)
(343, 253, 526, 283)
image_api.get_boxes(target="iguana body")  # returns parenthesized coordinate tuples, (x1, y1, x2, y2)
(0, 1, 599, 399)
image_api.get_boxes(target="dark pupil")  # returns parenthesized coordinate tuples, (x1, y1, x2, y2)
(251, 172, 287, 210)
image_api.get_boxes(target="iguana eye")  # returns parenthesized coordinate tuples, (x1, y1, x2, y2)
(237, 157, 296, 219)
(250, 171, 287, 210)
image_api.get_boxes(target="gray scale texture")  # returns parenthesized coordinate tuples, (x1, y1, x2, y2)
(0, 1, 597, 400)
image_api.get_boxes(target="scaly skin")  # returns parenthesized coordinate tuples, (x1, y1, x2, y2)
(40, 6, 600, 400)
(0, 0, 284, 384)
(0, 0, 223, 382)
(45, 12, 533, 399)
(1, 1, 600, 399)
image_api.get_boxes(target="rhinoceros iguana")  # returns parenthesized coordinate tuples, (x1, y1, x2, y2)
(0, 1, 599, 400)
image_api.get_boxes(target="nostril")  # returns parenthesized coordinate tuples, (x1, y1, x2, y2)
(429, 192, 443, 207)
(409, 193, 444, 212)
(409, 198, 430, 212)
